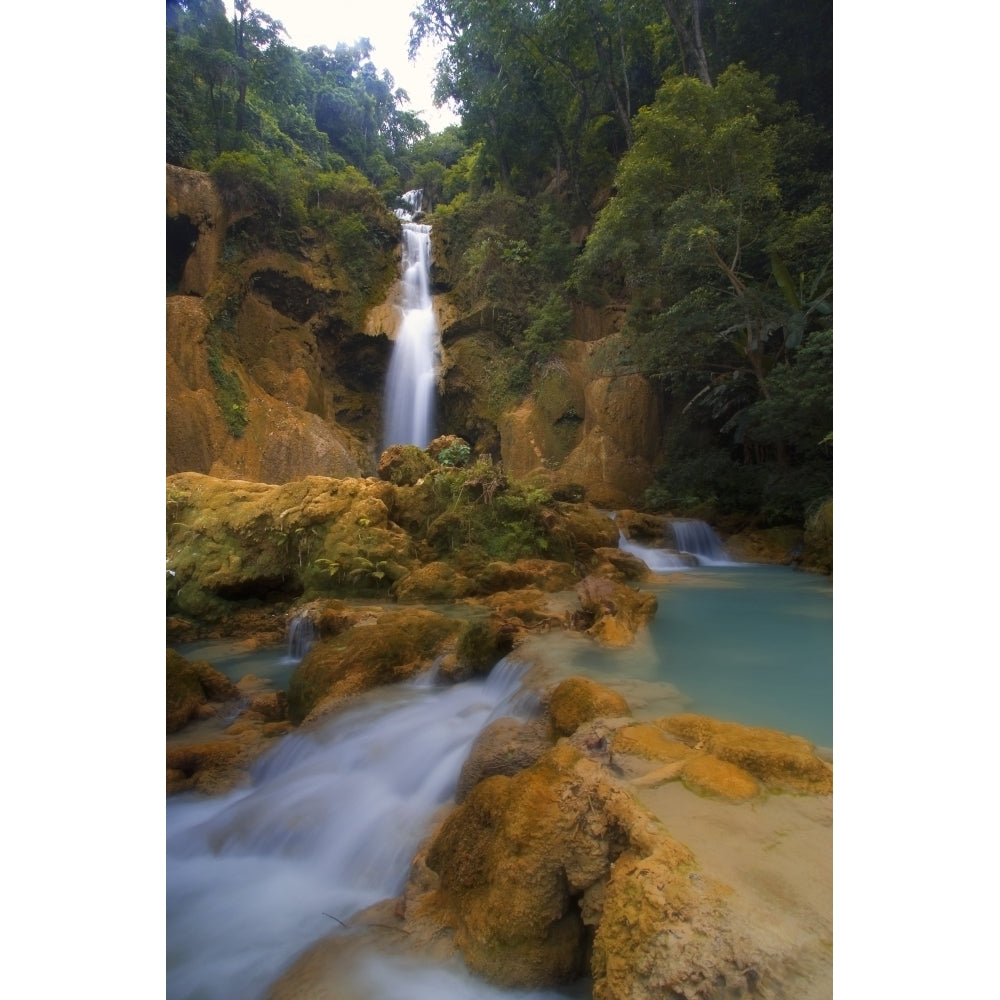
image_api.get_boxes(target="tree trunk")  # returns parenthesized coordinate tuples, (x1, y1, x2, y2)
(662, 0, 712, 86)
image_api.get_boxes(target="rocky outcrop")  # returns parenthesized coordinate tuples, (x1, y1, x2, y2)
(493, 340, 665, 508)
(573, 575, 658, 647)
(287, 608, 461, 723)
(166, 648, 240, 733)
(547, 676, 631, 737)
(414, 742, 763, 994)
(723, 524, 804, 566)
(661, 713, 833, 795)
(167, 164, 224, 295)
(264, 676, 832, 998)
(167, 165, 397, 484)
(166, 469, 643, 632)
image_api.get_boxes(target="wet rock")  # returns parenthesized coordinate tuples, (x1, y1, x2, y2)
(420, 742, 753, 993)
(287, 608, 461, 723)
(548, 676, 631, 737)
(573, 575, 658, 647)
(661, 713, 833, 795)
(166, 649, 239, 734)
(455, 716, 553, 802)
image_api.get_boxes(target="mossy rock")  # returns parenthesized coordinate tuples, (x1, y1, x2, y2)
(376, 444, 435, 485)
(166, 650, 205, 734)
(574, 576, 657, 647)
(391, 561, 476, 603)
(166, 649, 239, 734)
(680, 754, 761, 802)
(455, 619, 515, 677)
(661, 713, 832, 795)
(287, 608, 462, 723)
(548, 676, 631, 737)
(610, 723, 692, 763)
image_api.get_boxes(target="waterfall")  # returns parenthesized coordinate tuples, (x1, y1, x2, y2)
(669, 519, 732, 565)
(383, 190, 439, 450)
(617, 530, 691, 572)
(166, 658, 573, 1000)
(286, 611, 317, 662)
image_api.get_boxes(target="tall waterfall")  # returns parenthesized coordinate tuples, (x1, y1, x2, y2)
(383, 190, 439, 450)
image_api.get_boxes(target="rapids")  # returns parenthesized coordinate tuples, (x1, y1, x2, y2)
(166, 659, 582, 1000)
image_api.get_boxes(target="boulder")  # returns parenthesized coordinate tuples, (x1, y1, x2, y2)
(166, 648, 239, 734)
(287, 609, 461, 723)
(661, 714, 833, 795)
(420, 742, 754, 992)
(376, 444, 436, 485)
(573, 575, 658, 647)
(455, 716, 553, 802)
(548, 676, 631, 737)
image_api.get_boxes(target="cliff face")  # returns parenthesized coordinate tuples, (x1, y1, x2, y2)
(167, 164, 392, 481)
(166, 165, 667, 503)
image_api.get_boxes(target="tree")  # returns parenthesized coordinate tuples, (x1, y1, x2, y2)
(574, 65, 831, 517)
(231, 0, 286, 134)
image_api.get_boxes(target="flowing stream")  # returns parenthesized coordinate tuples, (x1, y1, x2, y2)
(383, 190, 438, 450)
(168, 520, 830, 997)
(166, 659, 583, 1000)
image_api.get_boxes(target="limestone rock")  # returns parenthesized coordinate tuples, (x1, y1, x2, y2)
(420, 742, 754, 993)
(166, 648, 239, 734)
(724, 525, 804, 566)
(376, 444, 435, 485)
(455, 716, 553, 802)
(661, 714, 833, 795)
(573, 575, 658, 647)
(548, 676, 631, 737)
(680, 754, 761, 802)
(287, 608, 461, 723)
(167, 164, 223, 295)
(390, 561, 476, 603)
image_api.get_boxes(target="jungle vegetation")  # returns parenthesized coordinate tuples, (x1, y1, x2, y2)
(166, 0, 832, 526)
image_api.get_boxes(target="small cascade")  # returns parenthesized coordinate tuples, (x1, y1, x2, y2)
(669, 519, 732, 565)
(286, 611, 317, 662)
(383, 189, 439, 450)
(166, 657, 562, 1000)
(617, 530, 691, 572)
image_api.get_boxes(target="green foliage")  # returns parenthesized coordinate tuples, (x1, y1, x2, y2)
(437, 441, 471, 467)
(423, 459, 565, 563)
(204, 292, 250, 437)
(571, 64, 831, 523)
(209, 150, 306, 243)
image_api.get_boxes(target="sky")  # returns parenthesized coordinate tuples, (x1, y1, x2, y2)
(226, 0, 460, 132)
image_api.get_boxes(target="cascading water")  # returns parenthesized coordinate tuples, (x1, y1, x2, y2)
(286, 610, 317, 662)
(614, 516, 736, 572)
(669, 519, 732, 565)
(166, 658, 577, 1000)
(617, 530, 691, 572)
(383, 190, 439, 450)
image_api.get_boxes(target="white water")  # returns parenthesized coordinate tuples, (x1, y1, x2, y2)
(617, 519, 738, 572)
(166, 658, 574, 1000)
(286, 611, 317, 661)
(617, 530, 691, 572)
(383, 190, 439, 450)
(670, 519, 733, 565)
